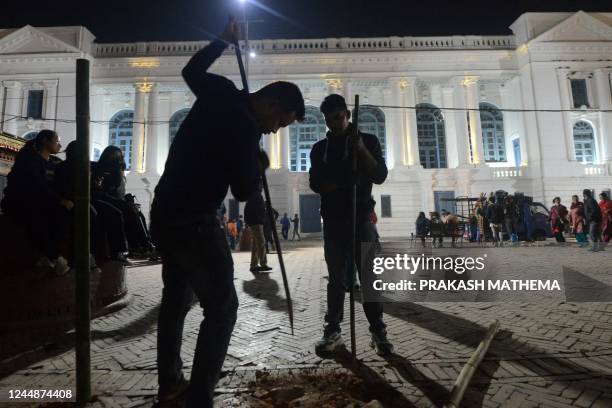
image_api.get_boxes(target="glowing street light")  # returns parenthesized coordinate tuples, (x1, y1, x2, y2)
(249, 51, 256, 58)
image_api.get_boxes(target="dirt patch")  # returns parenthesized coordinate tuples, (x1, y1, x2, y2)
(238, 369, 405, 407)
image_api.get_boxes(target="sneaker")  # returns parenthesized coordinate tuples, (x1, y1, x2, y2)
(370, 330, 394, 356)
(259, 265, 272, 272)
(53, 256, 71, 276)
(249, 266, 261, 273)
(158, 375, 190, 403)
(315, 331, 344, 353)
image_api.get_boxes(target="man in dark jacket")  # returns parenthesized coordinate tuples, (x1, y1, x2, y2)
(503, 195, 519, 243)
(309, 94, 392, 356)
(486, 198, 505, 246)
(150, 20, 304, 407)
(244, 187, 271, 272)
(583, 189, 603, 251)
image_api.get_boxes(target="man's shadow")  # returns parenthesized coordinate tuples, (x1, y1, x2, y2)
(320, 347, 419, 407)
(242, 273, 287, 312)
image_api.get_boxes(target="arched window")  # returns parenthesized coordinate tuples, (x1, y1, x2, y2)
(109, 110, 134, 170)
(479, 102, 506, 162)
(353, 105, 386, 159)
(22, 131, 38, 141)
(573, 121, 596, 164)
(289, 106, 326, 172)
(169, 109, 190, 146)
(416, 103, 446, 168)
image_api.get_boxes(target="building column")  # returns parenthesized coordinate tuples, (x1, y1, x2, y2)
(144, 84, 160, 176)
(556, 70, 575, 162)
(464, 76, 485, 165)
(595, 69, 612, 162)
(402, 78, 420, 167)
(385, 84, 400, 168)
(279, 126, 290, 170)
(2, 81, 22, 136)
(342, 79, 352, 105)
(452, 77, 470, 166)
(442, 86, 459, 168)
(131, 82, 151, 173)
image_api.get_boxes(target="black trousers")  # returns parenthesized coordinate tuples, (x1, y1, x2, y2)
(8, 202, 69, 261)
(322, 218, 385, 334)
(152, 211, 237, 408)
(91, 198, 128, 256)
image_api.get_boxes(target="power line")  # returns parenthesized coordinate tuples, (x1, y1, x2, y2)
(2, 104, 611, 127)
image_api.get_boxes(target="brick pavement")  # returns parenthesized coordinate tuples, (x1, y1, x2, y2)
(1, 237, 612, 407)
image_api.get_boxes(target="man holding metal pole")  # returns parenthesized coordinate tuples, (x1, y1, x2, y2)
(150, 19, 304, 407)
(310, 94, 393, 356)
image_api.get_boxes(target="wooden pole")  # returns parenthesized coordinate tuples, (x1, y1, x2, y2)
(349, 95, 360, 359)
(75, 58, 91, 405)
(445, 320, 500, 408)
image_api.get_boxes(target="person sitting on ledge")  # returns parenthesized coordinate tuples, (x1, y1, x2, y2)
(0, 129, 72, 274)
(93, 146, 153, 258)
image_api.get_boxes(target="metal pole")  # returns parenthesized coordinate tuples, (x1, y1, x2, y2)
(232, 32, 294, 334)
(0, 85, 6, 133)
(349, 95, 360, 359)
(242, 2, 249, 84)
(75, 58, 91, 404)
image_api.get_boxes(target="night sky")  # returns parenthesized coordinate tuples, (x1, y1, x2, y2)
(1, 0, 611, 43)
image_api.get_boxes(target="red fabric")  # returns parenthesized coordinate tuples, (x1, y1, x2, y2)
(370, 211, 378, 224)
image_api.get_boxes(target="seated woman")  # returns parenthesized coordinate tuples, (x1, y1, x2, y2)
(415, 212, 430, 246)
(54, 141, 129, 263)
(92, 146, 153, 257)
(0, 130, 71, 274)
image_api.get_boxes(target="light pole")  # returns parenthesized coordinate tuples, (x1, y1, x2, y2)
(237, 0, 263, 88)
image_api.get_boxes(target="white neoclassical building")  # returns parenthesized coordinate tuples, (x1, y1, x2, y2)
(1, 11, 611, 236)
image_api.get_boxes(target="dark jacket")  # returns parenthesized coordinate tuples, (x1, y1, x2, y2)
(244, 191, 265, 226)
(1, 143, 62, 215)
(584, 196, 602, 223)
(503, 200, 519, 219)
(92, 162, 125, 200)
(153, 39, 261, 221)
(309, 126, 387, 222)
(486, 202, 505, 224)
(415, 216, 430, 237)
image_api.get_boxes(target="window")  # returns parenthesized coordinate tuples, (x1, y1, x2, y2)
(169, 109, 190, 146)
(27, 90, 44, 119)
(289, 106, 326, 172)
(570, 79, 589, 108)
(381, 195, 392, 218)
(22, 131, 38, 141)
(416, 103, 447, 168)
(573, 121, 595, 164)
(479, 102, 506, 162)
(109, 110, 134, 170)
(353, 106, 386, 160)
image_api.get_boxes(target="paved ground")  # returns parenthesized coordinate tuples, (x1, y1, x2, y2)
(1, 237, 612, 407)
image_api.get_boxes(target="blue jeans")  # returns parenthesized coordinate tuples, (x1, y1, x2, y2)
(153, 213, 238, 408)
(322, 218, 385, 335)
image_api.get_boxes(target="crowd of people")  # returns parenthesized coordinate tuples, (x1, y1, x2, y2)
(413, 189, 610, 251)
(0, 130, 157, 275)
(548, 190, 610, 251)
